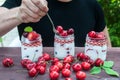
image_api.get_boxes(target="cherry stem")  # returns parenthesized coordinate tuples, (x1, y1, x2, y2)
(32, 52, 36, 62)
(32, 72, 39, 80)
(16, 69, 27, 73)
(87, 73, 101, 79)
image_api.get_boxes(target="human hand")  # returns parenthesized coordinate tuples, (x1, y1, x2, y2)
(18, 0, 48, 23)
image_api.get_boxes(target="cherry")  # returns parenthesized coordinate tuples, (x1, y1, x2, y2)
(81, 62, 91, 71)
(63, 55, 73, 64)
(95, 32, 105, 39)
(38, 56, 45, 61)
(88, 31, 96, 38)
(55, 61, 63, 70)
(50, 71, 59, 80)
(56, 25, 63, 34)
(42, 53, 51, 61)
(2, 57, 14, 67)
(28, 67, 37, 77)
(26, 62, 36, 70)
(51, 57, 59, 65)
(23, 32, 29, 38)
(77, 52, 86, 61)
(49, 65, 60, 72)
(76, 71, 86, 80)
(83, 55, 90, 61)
(38, 66, 46, 74)
(72, 63, 82, 72)
(95, 58, 104, 67)
(21, 59, 32, 68)
(62, 69, 71, 77)
(86, 59, 94, 66)
(27, 31, 39, 41)
(67, 28, 74, 35)
(63, 63, 71, 70)
(36, 60, 46, 68)
(60, 30, 68, 36)
(65, 78, 73, 80)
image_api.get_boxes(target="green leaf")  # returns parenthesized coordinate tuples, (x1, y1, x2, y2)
(0, 37, 2, 42)
(103, 61, 114, 68)
(104, 68, 119, 77)
(24, 26, 33, 32)
(90, 66, 101, 75)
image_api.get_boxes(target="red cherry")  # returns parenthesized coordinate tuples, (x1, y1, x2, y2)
(62, 69, 71, 77)
(36, 60, 46, 67)
(2, 58, 14, 67)
(63, 63, 71, 70)
(38, 56, 45, 61)
(26, 62, 36, 70)
(88, 31, 96, 38)
(56, 25, 63, 34)
(83, 55, 90, 61)
(55, 61, 63, 70)
(50, 71, 59, 80)
(65, 78, 73, 80)
(67, 28, 74, 35)
(95, 58, 104, 67)
(86, 59, 94, 66)
(42, 53, 51, 61)
(49, 65, 60, 72)
(72, 63, 82, 72)
(81, 62, 91, 71)
(60, 30, 68, 36)
(76, 71, 86, 80)
(63, 55, 73, 64)
(95, 32, 105, 39)
(23, 32, 29, 38)
(21, 59, 32, 68)
(28, 67, 37, 77)
(38, 66, 46, 74)
(27, 31, 39, 41)
(51, 57, 59, 65)
(77, 52, 86, 61)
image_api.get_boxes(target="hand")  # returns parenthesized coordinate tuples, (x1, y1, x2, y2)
(18, 0, 48, 23)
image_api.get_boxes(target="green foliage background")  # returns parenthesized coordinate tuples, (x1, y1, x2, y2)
(98, 0, 120, 47)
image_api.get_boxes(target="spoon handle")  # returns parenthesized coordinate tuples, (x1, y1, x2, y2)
(46, 13, 56, 33)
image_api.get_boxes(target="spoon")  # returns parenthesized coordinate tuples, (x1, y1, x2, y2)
(46, 13, 57, 34)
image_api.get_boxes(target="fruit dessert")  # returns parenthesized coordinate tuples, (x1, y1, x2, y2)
(84, 31, 107, 61)
(21, 27, 43, 62)
(54, 26, 75, 59)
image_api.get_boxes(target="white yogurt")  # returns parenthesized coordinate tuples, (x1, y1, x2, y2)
(54, 34, 75, 59)
(21, 36, 43, 62)
(84, 35, 107, 61)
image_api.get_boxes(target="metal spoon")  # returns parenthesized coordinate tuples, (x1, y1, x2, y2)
(46, 13, 57, 34)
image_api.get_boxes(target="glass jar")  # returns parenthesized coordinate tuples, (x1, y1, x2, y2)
(21, 35, 43, 62)
(84, 34, 107, 61)
(54, 34, 75, 59)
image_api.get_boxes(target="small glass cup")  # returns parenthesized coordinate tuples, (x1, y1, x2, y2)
(84, 34, 107, 61)
(54, 34, 75, 59)
(21, 35, 43, 62)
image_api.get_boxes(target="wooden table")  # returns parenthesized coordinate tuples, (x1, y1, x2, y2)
(0, 47, 120, 80)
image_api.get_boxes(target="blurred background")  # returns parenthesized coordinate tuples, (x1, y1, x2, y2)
(0, 0, 120, 47)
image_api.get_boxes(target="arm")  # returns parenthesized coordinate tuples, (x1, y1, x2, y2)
(103, 27, 112, 47)
(0, 0, 48, 37)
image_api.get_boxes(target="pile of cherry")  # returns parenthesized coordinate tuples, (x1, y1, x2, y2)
(56, 26, 74, 37)
(2, 52, 104, 80)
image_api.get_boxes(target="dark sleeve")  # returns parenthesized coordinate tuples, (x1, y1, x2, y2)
(1, 0, 21, 9)
(94, 0, 106, 32)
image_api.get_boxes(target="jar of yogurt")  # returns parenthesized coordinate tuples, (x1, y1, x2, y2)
(54, 33, 75, 59)
(21, 31, 43, 62)
(84, 31, 107, 61)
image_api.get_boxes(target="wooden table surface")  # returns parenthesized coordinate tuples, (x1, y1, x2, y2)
(0, 47, 120, 80)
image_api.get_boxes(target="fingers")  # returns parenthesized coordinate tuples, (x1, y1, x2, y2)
(19, 0, 48, 23)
